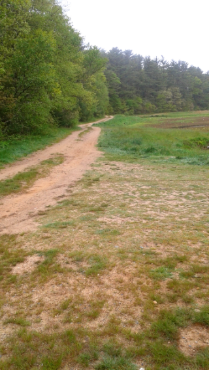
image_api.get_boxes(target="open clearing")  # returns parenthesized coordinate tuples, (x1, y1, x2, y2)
(0, 112, 209, 369)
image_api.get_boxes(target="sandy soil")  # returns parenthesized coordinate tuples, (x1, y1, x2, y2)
(0, 117, 112, 234)
(179, 325, 209, 356)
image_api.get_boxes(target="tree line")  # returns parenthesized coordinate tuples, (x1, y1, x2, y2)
(1, 0, 209, 140)
(0, 0, 108, 139)
(103, 48, 209, 115)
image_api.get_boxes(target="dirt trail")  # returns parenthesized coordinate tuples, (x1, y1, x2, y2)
(0, 117, 112, 234)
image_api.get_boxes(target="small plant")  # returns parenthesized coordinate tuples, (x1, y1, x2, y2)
(4, 317, 30, 327)
(42, 221, 75, 229)
(60, 299, 71, 311)
(85, 255, 107, 276)
(150, 266, 173, 280)
(194, 305, 209, 326)
(95, 355, 137, 370)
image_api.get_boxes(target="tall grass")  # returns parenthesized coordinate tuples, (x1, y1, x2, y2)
(97, 113, 209, 165)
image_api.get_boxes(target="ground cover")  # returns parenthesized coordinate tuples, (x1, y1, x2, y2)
(0, 112, 209, 369)
(97, 111, 209, 165)
(0, 127, 76, 169)
(0, 155, 64, 197)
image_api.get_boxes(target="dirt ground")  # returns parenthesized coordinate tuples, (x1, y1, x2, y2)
(0, 117, 112, 234)
(149, 116, 209, 129)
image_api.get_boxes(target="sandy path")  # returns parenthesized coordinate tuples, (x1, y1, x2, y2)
(0, 117, 112, 234)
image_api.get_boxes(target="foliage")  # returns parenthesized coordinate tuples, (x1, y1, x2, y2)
(0, 0, 108, 138)
(103, 49, 209, 114)
(0, 126, 73, 167)
(1, 0, 209, 141)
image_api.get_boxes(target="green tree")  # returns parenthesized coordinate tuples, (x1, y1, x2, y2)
(79, 46, 108, 121)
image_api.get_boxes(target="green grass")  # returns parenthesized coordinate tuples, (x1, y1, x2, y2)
(2, 306, 209, 369)
(0, 328, 82, 370)
(35, 249, 60, 276)
(96, 112, 209, 165)
(68, 251, 108, 276)
(150, 266, 174, 280)
(78, 126, 93, 138)
(0, 168, 39, 196)
(42, 221, 75, 229)
(4, 317, 31, 327)
(85, 254, 107, 276)
(0, 155, 64, 197)
(0, 127, 75, 168)
(95, 355, 137, 370)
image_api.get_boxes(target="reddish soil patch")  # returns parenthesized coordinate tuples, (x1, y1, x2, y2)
(149, 116, 209, 129)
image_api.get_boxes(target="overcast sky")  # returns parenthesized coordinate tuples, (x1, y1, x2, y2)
(60, 0, 209, 72)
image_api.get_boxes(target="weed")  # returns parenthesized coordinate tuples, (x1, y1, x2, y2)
(149, 341, 185, 365)
(85, 255, 107, 276)
(78, 349, 98, 367)
(42, 221, 75, 229)
(194, 305, 209, 326)
(31, 249, 62, 279)
(60, 299, 71, 311)
(95, 355, 137, 370)
(4, 317, 30, 327)
(0, 235, 28, 286)
(78, 126, 93, 138)
(150, 266, 173, 280)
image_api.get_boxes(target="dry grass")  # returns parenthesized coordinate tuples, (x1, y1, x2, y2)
(0, 154, 209, 368)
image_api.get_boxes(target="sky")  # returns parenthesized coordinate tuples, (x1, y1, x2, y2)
(60, 0, 209, 72)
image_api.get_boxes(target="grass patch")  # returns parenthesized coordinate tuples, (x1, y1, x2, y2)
(0, 328, 82, 369)
(85, 255, 107, 276)
(0, 235, 28, 286)
(97, 112, 209, 165)
(68, 251, 108, 276)
(2, 307, 209, 369)
(78, 126, 93, 138)
(150, 266, 174, 280)
(4, 317, 30, 327)
(95, 355, 137, 370)
(42, 221, 75, 229)
(0, 127, 75, 168)
(0, 168, 38, 196)
(31, 249, 62, 280)
(0, 154, 64, 197)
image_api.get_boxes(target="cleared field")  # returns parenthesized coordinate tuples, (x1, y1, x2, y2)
(148, 112, 209, 129)
(0, 112, 209, 370)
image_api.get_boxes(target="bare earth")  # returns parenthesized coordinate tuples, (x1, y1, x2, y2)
(0, 117, 112, 234)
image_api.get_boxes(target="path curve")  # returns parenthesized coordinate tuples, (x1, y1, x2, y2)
(0, 117, 112, 234)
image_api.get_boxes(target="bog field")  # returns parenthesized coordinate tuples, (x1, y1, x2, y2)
(0, 111, 209, 370)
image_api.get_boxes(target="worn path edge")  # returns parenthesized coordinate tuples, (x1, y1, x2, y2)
(0, 117, 113, 234)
